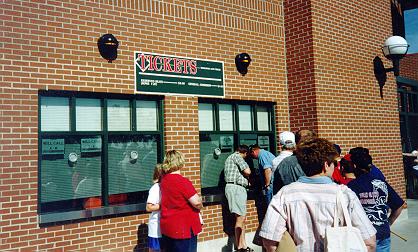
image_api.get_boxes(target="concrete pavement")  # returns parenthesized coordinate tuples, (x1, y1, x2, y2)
(391, 199, 418, 251)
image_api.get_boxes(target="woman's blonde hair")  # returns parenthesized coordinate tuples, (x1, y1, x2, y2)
(152, 164, 164, 183)
(161, 150, 185, 174)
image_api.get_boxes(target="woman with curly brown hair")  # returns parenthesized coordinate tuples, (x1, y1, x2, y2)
(260, 138, 377, 252)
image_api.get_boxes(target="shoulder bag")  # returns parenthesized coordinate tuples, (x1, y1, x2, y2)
(324, 189, 367, 252)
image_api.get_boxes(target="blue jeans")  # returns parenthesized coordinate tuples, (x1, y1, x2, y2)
(262, 185, 273, 205)
(376, 237, 391, 252)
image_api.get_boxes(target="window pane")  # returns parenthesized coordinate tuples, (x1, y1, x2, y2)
(108, 99, 131, 131)
(219, 104, 234, 131)
(200, 134, 234, 189)
(257, 106, 270, 131)
(199, 103, 214, 131)
(258, 135, 270, 151)
(107, 135, 158, 205)
(398, 91, 405, 112)
(76, 98, 102, 131)
(40, 136, 102, 212)
(137, 100, 158, 131)
(40, 97, 70, 131)
(408, 93, 418, 113)
(238, 105, 252, 131)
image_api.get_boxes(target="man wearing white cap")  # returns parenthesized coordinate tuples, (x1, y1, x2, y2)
(272, 131, 296, 173)
(272, 129, 317, 194)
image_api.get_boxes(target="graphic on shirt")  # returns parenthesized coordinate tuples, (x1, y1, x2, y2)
(359, 179, 388, 226)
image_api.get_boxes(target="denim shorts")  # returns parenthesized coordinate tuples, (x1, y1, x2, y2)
(148, 236, 163, 251)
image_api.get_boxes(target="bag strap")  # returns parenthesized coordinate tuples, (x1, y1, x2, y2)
(333, 187, 352, 227)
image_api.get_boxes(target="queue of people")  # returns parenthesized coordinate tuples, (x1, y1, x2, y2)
(145, 129, 405, 252)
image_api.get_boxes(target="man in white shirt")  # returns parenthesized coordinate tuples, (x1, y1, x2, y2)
(272, 131, 296, 173)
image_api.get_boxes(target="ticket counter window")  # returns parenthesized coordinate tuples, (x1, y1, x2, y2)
(198, 100, 276, 197)
(107, 135, 158, 205)
(38, 92, 163, 223)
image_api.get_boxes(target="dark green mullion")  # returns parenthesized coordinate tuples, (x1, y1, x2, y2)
(108, 131, 160, 136)
(399, 90, 406, 113)
(252, 104, 258, 134)
(37, 95, 42, 215)
(270, 104, 278, 155)
(213, 103, 219, 131)
(41, 131, 103, 137)
(234, 103, 240, 149)
(70, 96, 76, 132)
(158, 99, 165, 162)
(132, 99, 137, 132)
(102, 98, 109, 206)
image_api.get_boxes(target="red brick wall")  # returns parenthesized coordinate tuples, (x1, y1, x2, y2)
(400, 53, 418, 81)
(1, 0, 288, 251)
(284, 0, 319, 131)
(290, 0, 405, 195)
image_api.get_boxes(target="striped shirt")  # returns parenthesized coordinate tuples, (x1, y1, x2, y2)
(224, 152, 250, 187)
(260, 177, 376, 252)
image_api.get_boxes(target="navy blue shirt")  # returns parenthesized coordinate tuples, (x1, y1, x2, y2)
(347, 173, 404, 240)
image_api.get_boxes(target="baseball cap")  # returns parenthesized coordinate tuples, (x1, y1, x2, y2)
(279, 131, 296, 147)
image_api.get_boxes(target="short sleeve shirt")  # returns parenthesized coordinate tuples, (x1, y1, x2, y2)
(224, 152, 250, 187)
(257, 149, 275, 183)
(147, 183, 161, 238)
(347, 173, 404, 240)
(260, 178, 376, 251)
(160, 173, 202, 239)
(258, 149, 275, 170)
(274, 155, 305, 189)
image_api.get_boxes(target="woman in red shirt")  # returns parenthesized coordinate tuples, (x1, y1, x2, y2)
(160, 150, 203, 252)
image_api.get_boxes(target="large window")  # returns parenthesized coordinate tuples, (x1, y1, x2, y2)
(398, 80, 418, 152)
(198, 99, 276, 197)
(38, 91, 163, 223)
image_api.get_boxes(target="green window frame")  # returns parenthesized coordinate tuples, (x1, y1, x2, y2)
(38, 90, 164, 224)
(198, 99, 276, 200)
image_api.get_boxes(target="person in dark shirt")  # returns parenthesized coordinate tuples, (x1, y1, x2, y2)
(273, 129, 317, 194)
(347, 150, 404, 252)
(349, 147, 385, 180)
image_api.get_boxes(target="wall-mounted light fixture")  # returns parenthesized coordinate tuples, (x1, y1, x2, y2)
(373, 36, 409, 98)
(235, 53, 252, 76)
(97, 34, 119, 63)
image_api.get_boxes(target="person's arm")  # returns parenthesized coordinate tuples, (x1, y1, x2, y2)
(236, 155, 250, 177)
(386, 182, 405, 226)
(188, 193, 203, 210)
(364, 235, 376, 252)
(264, 168, 272, 187)
(242, 167, 251, 177)
(146, 203, 160, 212)
(262, 238, 278, 252)
(146, 184, 160, 212)
(389, 205, 403, 225)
